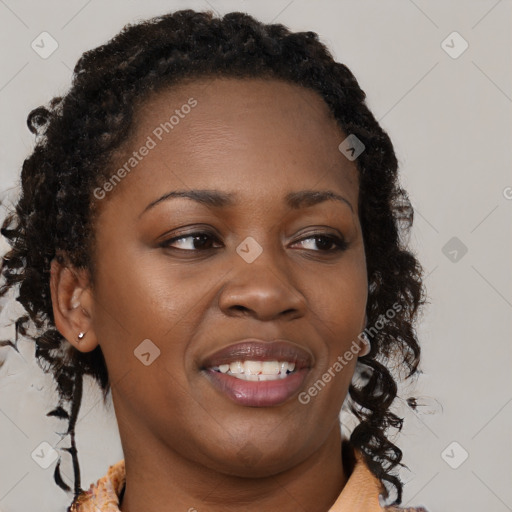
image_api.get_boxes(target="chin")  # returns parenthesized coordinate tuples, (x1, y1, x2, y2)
(201, 437, 312, 478)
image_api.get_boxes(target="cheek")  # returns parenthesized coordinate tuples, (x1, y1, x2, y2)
(304, 251, 367, 337)
(90, 244, 205, 377)
(299, 248, 367, 403)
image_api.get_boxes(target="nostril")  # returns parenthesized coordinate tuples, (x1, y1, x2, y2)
(232, 305, 250, 313)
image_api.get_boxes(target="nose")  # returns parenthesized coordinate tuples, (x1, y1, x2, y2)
(218, 248, 306, 322)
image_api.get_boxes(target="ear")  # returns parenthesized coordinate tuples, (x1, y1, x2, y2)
(50, 257, 98, 353)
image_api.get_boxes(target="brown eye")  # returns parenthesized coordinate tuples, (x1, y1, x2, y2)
(293, 234, 348, 252)
(161, 232, 222, 251)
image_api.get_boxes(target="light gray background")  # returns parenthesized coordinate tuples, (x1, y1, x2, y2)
(0, 1, 511, 511)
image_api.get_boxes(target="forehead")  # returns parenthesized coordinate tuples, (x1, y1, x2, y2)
(106, 77, 359, 210)
(138, 76, 337, 131)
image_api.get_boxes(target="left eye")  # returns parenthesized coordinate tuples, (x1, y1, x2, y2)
(293, 234, 348, 252)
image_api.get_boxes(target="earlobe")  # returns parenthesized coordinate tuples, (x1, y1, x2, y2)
(49, 258, 99, 353)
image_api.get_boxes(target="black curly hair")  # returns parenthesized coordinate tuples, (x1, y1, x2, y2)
(0, 9, 427, 509)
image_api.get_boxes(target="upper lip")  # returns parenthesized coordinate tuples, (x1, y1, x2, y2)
(201, 339, 313, 370)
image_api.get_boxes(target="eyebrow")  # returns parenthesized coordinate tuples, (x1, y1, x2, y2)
(139, 188, 353, 217)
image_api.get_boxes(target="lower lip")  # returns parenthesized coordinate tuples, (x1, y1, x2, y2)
(204, 369, 309, 407)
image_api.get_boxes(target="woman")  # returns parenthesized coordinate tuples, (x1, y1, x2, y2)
(0, 9, 428, 512)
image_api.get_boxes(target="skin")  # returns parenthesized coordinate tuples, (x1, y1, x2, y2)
(50, 78, 368, 512)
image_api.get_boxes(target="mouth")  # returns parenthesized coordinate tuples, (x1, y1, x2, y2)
(201, 339, 312, 407)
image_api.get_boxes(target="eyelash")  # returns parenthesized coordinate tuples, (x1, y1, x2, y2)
(159, 230, 348, 254)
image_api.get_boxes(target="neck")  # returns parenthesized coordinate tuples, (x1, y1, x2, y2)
(118, 422, 347, 512)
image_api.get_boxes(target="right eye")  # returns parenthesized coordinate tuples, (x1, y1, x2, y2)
(159, 231, 223, 252)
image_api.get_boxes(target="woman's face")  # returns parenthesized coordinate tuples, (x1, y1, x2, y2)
(88, 77, 367, 476)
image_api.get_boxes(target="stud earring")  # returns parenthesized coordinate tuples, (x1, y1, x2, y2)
(77, 332, 86, 343)
(358, 332, 371, 357)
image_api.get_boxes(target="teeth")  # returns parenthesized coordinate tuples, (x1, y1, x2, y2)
(212, 360, 297, 381)
(229, 361, 243, 374)
(243, 360, 261, 375)
(257, 374, 276, 381)
(262, 361, 280, 375)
